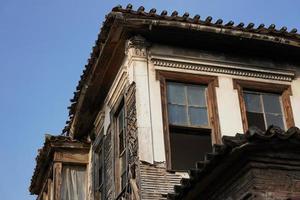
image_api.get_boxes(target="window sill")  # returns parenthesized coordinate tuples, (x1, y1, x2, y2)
(169, 124, 211, 134)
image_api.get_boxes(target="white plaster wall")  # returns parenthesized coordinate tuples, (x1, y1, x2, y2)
(110, 44, 300, 166)
(93, 50, 157, 164)
(216, 76, 244, 136)
(147, 61, 166, 162)
(130, 58, 154, 164)
(291, 77, 300, 127)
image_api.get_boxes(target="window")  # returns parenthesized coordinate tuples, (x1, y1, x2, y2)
(94, 129, 104, 200)
(167, 82, 209, 127)
(61, 165, 87, 200)
(234, 79, 294, 132)
(244, 91, 285, 130)
(157, 71, 221, 170)
(115, 102, 127, 193)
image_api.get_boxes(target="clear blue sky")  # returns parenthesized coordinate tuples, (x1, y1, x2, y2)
(0, 0, 299, 199)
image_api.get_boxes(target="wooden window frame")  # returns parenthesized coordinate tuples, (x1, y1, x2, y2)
(93, 128, 105, 200)
(112, 98, 128, 196)
(233, 79, 294, 132)
(157, 70, 221, 170)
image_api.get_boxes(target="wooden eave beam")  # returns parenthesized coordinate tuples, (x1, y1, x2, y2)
(122, 17, 300, 48)
(71, 17, 126, 139)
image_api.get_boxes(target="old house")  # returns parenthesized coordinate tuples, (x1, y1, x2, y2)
(30, 4, 300, 200)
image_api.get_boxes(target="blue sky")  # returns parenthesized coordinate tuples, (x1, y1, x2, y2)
(0, 0, 299, 199)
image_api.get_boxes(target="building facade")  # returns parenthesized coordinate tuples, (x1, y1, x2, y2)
(30, 5, 300, 200)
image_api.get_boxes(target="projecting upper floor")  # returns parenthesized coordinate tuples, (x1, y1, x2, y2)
(86, 38, 300, 199)
(64, 4, 300, 140)
(95, 38, 300, 169)
(30, 5, 300, 200)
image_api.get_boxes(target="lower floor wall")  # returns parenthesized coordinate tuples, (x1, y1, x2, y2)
(209, 167, 300, 200)
(104, 130, 115, 199)
(101, 159, 182, 200)
(140, 162, 182, 200)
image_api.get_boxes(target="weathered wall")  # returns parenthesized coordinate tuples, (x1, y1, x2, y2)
(148, 60, 166, 162)
(125, 83, 140, 195)
(209, 167, 300, 200)
(140, 162, 181, 200)
(148, 44, 299, 162)
(90, 40, 300, 200)
(92, 62, 130, 199)
(103, 130, 115, 199)
(131, 58, 154, 164)
(291, 78, 300, 127)
(91, 80, 140, 199)
(215, 76, 244, 136)
(126, 38, 183, 200)
(87, 148, 94, 200)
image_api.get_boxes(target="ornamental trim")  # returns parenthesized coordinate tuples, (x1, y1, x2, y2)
(152, 58, 295, 82)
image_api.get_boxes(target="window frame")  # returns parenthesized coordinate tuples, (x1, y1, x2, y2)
(166, 82, 210, 128)
(233, 79, 294, 132)
(61, 164, 88, 200)
(93, 128, 105, 200)
(113, 99, 128, 195)
(157, 70, 221, 170)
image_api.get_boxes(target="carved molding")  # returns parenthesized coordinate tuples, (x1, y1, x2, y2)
(125, 83, 140, 199)
(152, 58, 295, 82)
(125, 35, 150, 58)
(125, 83, 138, 163)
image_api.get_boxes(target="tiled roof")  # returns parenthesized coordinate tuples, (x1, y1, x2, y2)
(29, 135, 90, 195)
(167, 126, 300, 199)
(112, 4, 299, 38)
(63, 4, 300, 136)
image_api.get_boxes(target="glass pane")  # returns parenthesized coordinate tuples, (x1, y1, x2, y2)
(170, 131, 212, 170)
(118, 108, 124, 133)
(168, 104, 187, 125)
(246, 111, 266, 131)
(99, 166, 103, 186)
(167, 82, 186, 105)
(119, 131, 124, 154)
(263, 94, 282, 114)
(188, 107, 208, 126)
(266, 113, 285, 129)
(187, 85, 206, 107)
(244, 92, 262, 113)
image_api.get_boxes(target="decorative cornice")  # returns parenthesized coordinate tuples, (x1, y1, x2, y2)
(125, 35, 150, 58)
(152, 58, 295, 82)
